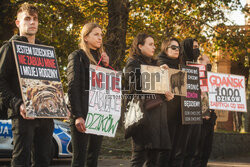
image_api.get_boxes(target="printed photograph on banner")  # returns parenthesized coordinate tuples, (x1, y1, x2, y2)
(85, 64, 122, 137)
(141, 64, 187, 96)
(21, 79, 67, 117)
(207, 72, 247, 112)
(12, 40, 68, 118)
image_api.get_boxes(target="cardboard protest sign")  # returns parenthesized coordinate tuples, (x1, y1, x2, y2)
(181, 65, 202, 124)
(12, 40, 67, 118)
(141, 65, 187, 96)
(186, 62, 210, 117)
(85, 64, 122, 137)
(186, 62, 208, 92)
(207, 72, 247, 112)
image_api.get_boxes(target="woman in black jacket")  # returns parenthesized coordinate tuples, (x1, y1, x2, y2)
(124, 33, 173, 167)
(67, 22, 109, 167)
(157, 38, 190, 167)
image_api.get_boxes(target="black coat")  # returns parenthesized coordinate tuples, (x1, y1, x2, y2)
(157, 52, 182, 124)
(0, 35, 41, 119)
(67, 49, 106, 120)
(124, 55, 171, 150)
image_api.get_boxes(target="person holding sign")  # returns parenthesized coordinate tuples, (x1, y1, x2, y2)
(181, 38, 202, 167)
(67, 22, 109, 167)
(0, 3, 54, 166)
(157, 38, 188, 167)
(197, 55, 217, 167)
(124, 33, 173, 167)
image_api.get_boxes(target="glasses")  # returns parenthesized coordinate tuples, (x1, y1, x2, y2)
(167, 45, 180, 50)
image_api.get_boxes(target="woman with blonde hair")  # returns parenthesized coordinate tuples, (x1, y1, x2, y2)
(67, 22, 109, 167)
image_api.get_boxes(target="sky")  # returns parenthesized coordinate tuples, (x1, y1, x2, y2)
(226, 0, 246, 25)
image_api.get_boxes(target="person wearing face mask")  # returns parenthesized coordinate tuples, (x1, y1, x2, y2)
(67, 22, 109, 167)
(124, 33, 173, 167)
(181, 38, 203, 167)
(157, 38, 190, 167)
(196, 55, 217, 167)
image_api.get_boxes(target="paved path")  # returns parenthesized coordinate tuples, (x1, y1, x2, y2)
(1, 157, 250, 167)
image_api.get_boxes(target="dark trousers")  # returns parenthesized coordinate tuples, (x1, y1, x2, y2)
(183, 124, 201, 167)
(168, 123, 190, 167)
(131, 140, 161, 167)
(199, 119, 215, 167)
(157, 150, 171, 167)
(70, 124, 103, 167)
(11, 116, 54, 167)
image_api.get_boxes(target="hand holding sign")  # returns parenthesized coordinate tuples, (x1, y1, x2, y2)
(165, 91, 174, 101)
(75, 117, 86, 133)
(101, 52, 109, 67)
(20, 104, 34, 120)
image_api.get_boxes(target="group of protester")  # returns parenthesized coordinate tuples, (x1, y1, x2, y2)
(0, 2, 217, 167)
(124, 34, 217, 167)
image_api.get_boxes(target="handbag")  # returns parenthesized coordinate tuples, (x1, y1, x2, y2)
(124, 98, 144, 139)
(144, 94, 163, 110)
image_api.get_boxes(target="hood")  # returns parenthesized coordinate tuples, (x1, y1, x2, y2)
(181, 38, 194, 63)
(9, 34, 41, 44)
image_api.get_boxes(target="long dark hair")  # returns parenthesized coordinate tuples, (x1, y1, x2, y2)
(129, 33, 153, 59)
(160, 38, 182, 64)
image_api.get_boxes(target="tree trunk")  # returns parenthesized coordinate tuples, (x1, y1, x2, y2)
(105, 0, 130, 71)
(0, 0, 19, 44)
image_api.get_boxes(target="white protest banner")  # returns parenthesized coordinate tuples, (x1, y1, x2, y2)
(85, 64, 122, 137)
(207, 72, 247, 112)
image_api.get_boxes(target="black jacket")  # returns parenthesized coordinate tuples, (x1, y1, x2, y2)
(157, 52, 182, 124)
(67, 49, 106, 120)
(0, 35, 41, 119)
(124, 55, 171, 149)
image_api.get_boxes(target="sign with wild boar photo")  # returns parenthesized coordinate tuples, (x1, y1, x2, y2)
(86, 64, 122, 137)
(141, 65, 187, 96)
(181, 65, 202, 124)
(207, 72, 247, 112)
(12, 40, 68, 118)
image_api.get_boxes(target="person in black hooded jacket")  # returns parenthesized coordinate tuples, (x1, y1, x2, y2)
(67, 22, 109, 167)
(181, 38, 202, 167)
(0, 3, 54, 166)
(157, 38, 190, 167)
(124, 33, 173, 167)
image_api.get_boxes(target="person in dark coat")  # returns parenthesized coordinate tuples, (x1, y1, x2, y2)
(196, 55, 217, 167)
(0, 3, 54, 166)
(181, 38, 202, 167)
(67, 22, 109, 167)
(157, 38, 190, 167)
(124, 33, 173, 167)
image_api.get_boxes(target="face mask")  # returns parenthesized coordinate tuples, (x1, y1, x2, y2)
(206, 64, 212, 71)
(193, 48, 200, 60)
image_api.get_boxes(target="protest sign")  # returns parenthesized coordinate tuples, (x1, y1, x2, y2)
(186, 61, 208, 92)
(207, 72, 247, 112)
(141, 65, 187, 96)
(85, 64, 122, 137)
(12, 40, 67, 118)
(181, 65, 202, 124)
(187, 62, 211, 117)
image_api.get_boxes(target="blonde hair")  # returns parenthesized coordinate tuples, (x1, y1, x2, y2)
(79, 23, 103, 64)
